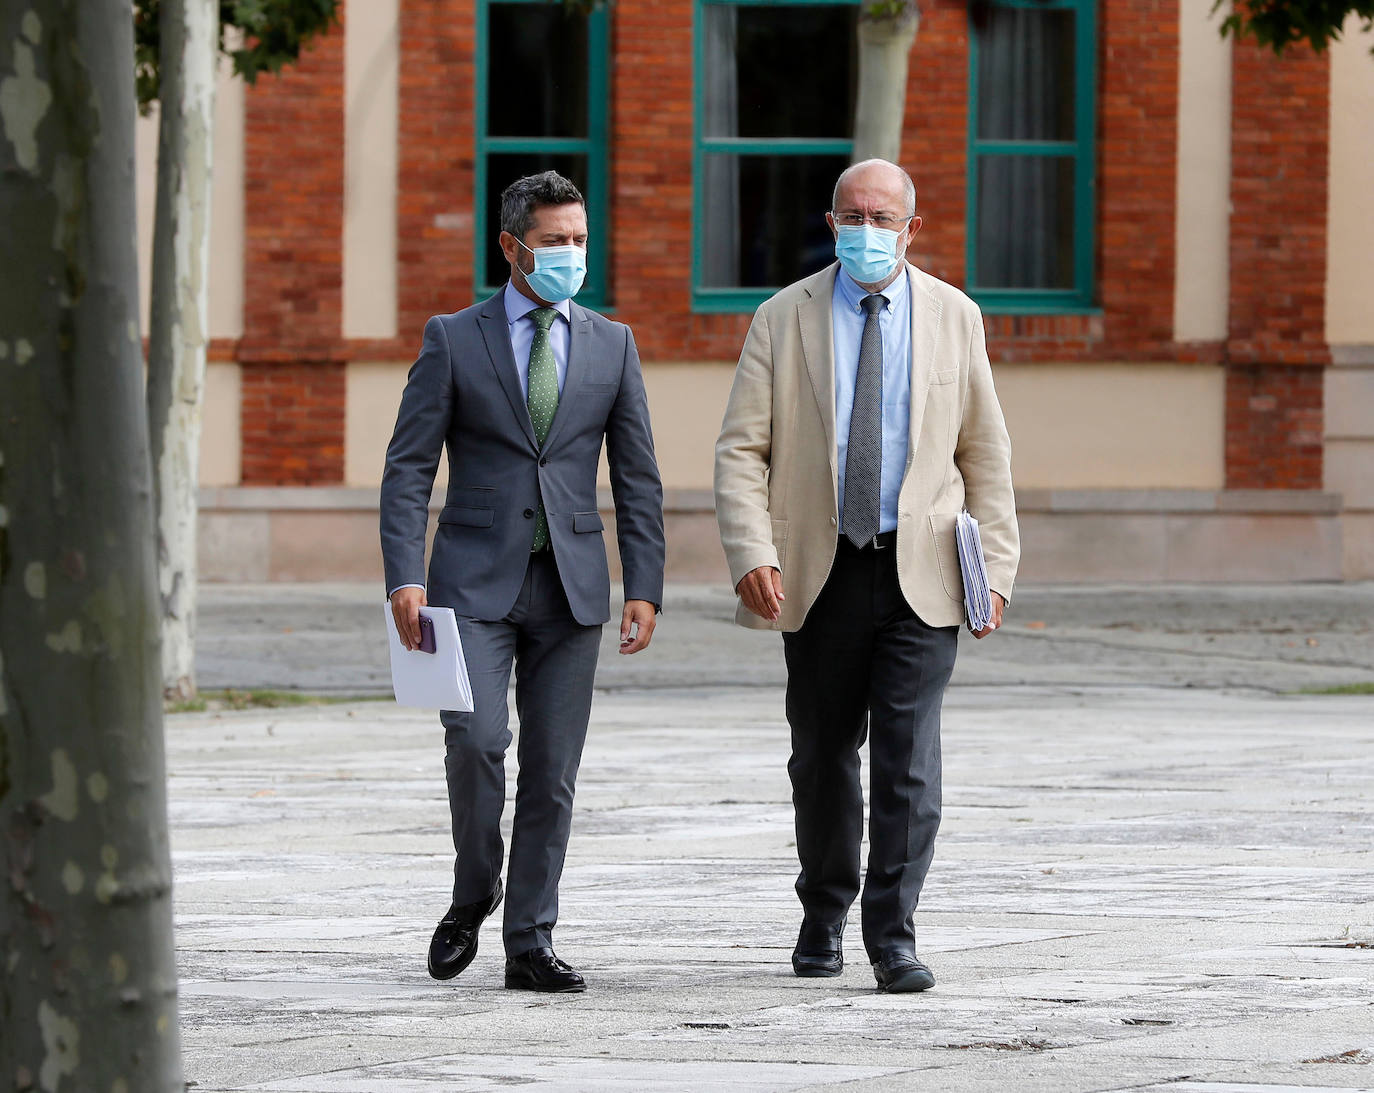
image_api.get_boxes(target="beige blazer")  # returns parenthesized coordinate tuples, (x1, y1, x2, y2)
(714, 261, 1019, 632)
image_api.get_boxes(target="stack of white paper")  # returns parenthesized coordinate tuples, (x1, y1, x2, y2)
(383, 605, 474, 711)
(955, 510, 993, 632)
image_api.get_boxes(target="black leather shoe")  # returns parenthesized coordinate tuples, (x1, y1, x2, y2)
(872, 949, 936, 993)
(504, 946, 586, 993)
(427, 879, 503, 981)
(792, 919, 845, 977)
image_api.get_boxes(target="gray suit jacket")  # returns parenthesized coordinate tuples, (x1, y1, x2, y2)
(381, 290, 665, 626)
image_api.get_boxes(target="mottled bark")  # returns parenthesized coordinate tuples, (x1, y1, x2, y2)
(147, 0, 216, 702)
(0, 2, 185, 1090)
(852, 4, 920, 164)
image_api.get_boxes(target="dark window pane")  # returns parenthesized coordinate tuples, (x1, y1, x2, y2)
(702, 6, 856, 139)
(485, 153, 589, 287)
(700, 154, 848, 288)
(975, 155, 1074, 289)
(977, 6, 1075, 142)
(488, 4, 588, 138)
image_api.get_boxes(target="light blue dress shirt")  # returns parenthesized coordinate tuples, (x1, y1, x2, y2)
(832, 267, 911, 537)
(504, 280, 571, 397)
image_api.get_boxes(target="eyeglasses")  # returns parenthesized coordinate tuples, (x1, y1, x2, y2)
(831, 212, 914, 229)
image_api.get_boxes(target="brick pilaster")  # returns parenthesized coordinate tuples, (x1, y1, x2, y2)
(240, 5, 346, 482)
(397, 0, 475, 339)
(240, 363, 347, 485)
(902, 2, 969, 287)
(1224, 38, 1329, 488)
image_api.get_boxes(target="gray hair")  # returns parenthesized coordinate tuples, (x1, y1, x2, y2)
(499, 171, 586, 239)
(832, 159, 917, 215)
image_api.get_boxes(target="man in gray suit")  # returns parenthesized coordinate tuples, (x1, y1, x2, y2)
(382, 171, 664, 993)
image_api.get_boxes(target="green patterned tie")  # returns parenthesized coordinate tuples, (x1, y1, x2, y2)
(527, 307, 560, 551)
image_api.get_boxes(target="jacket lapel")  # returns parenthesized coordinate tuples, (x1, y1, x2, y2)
(798, 264, 840, 493)
(540, 301, 592, 452)
(905, 263, 942, 460)
(477, 290, 538, 451)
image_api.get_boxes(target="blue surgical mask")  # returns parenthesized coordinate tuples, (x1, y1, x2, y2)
(834, 224, 904, 285)
(518, 239, 587, 302)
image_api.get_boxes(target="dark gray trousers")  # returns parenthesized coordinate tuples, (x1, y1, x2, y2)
(782, 539, 959, 961)
(439, 552, 602, 957)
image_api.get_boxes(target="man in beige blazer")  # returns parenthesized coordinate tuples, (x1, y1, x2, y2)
(714, 159, 1019, 993)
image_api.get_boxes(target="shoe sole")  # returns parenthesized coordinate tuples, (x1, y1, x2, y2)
(428, 888, 505, 981)
(503, 978, 586, 993)
(792, 962, 844, 978)
(876, 971, 935, 993)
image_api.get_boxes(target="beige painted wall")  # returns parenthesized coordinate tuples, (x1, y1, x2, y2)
(135, 52, 245, 339)
(1173, 0, 1232, 343)
(995, 363, 1226, 490)
(1326, 20, 1374, 345)
(343, 361, 734, 491)
(343, 0, 399, 339)
(345, 361, 433, 487)
(201, 362, 241, 486)
(337, 359, 1225, 493)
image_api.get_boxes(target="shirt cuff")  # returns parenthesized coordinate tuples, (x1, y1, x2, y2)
(387, 583, 425, 599)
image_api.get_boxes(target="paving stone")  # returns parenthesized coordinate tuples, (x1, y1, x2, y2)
(175, 585, 1374, 1090)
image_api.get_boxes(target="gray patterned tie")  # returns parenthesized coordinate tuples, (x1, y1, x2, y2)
(843, 294, 885, 548)
(527, 307, 559, 551)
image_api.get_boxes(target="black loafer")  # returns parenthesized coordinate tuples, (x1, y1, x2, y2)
(427, 879, 503, 981)
(792, 919, 845, 978)
(872, 949, 936, 993)
(504, 946, 586, 993)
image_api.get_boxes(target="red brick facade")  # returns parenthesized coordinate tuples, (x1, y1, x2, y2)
(240, 362, 347, 485)
(228, 0, 1330, 491)
(397, 0, 476, 341)
(1224, 39, 1329, 488)
(240, 2, 347, 483)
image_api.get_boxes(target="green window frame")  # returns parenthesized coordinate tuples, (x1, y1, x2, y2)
(474, 0, 609, 309)
(691, 0, 859, 314)
(966, 0, 1097, 313)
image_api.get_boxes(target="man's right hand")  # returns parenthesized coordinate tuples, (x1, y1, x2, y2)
(390, 586, 428, 650)
(737, 566, 785, 622)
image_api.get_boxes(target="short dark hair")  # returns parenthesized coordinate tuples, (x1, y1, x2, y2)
(499, 171, 586, 239)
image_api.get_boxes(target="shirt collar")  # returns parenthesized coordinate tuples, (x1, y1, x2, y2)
(504, 280, 572, 327)
(836, 263, 909, 314)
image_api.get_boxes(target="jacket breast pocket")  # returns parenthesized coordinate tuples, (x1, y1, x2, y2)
(438, 506, 494, 529)
(930, 367, 959, 385)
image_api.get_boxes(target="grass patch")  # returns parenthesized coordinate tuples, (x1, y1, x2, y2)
(167, 689, 390, 713)
(1293, 682, 1374, 696)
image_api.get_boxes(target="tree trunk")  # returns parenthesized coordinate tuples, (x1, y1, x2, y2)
(0, 2, 185, 1090)
(852, 5, 921, 164)
(147, 0, 217, 701)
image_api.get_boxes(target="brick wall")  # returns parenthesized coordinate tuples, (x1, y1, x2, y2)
(240, 4, 347, 483)
(240, 363, 347, 485)
(1224, 38, 1329, 488)
(902, 1, 969, 289)
(397, 0, 475, 340)
(612, 0, 754, 360)
(1225, 365, 1324, 489)
(223, 0, 1330, 493)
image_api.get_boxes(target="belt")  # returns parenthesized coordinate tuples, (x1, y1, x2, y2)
(838, 530, 897, 552)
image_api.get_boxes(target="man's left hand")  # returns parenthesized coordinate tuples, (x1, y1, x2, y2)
(971, 592, 1005, 639)
(619, 599, 657, 654)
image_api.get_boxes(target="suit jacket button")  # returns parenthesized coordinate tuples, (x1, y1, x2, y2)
(523, 508, 534, 519)
(539, 458, 549, 466)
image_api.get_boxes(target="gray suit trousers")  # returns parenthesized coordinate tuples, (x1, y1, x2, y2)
(440, 552, 601, 957)
(782, 539, 958, 961)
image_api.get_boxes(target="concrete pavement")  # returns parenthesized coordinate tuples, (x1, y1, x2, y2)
(173, 583, 1374, 1091)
